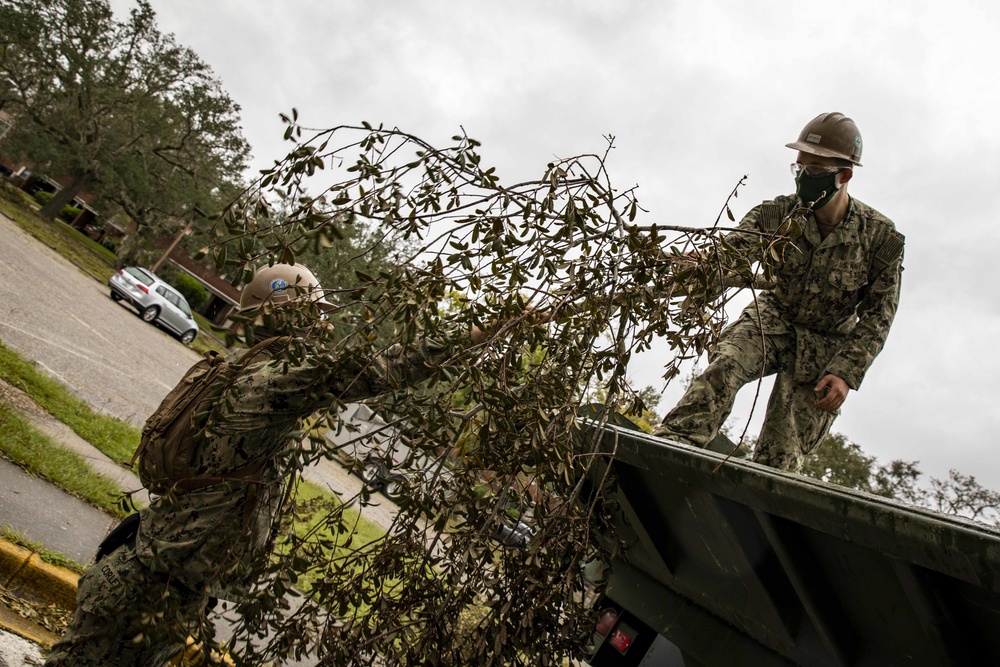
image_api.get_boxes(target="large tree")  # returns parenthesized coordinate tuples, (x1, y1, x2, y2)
(0, 0, 248, 246)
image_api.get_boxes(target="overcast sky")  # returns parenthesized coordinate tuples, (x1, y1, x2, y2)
(112, 0, 1000, 490)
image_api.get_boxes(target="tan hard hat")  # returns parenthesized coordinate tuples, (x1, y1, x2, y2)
(785, 112, 863, 166)
(239, 263, 332, 312)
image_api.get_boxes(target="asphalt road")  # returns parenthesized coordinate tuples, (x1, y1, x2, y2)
(0, 212, 201, 428)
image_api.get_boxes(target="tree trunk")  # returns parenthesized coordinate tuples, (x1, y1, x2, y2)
(114, 232, 141, 270)
(39, 171, 92, 221)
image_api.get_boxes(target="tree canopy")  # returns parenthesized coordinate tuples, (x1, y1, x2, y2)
(0, 0, 249, 252)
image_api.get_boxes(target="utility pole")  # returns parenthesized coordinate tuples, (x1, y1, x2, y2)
(151, 206, 207, 273)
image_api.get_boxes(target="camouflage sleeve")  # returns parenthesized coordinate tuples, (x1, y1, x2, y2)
(242, 329, 462, 416)
(694, 197, 796, 299)
(823, 241, 904, 390)
(725, 196, 797, 246)
(721, 203, 771, 253)
(326, 333, 457, 401)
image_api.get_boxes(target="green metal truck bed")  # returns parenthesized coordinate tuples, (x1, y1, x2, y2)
(587, 423, 1000, 666)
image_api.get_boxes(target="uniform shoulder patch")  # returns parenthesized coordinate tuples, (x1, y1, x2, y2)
(874, 230, 905, 266)
(757, 203, 784, 232)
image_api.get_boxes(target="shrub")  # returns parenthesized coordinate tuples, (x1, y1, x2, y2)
(172, 273, 209, 311)
(32, 191, 54, 206)
(0, 181, 30, 205)
(154, 264, 178, 282)
(58, 205, 82, 223)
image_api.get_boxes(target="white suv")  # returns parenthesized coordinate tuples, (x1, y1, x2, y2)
(109, 267, 199, 345)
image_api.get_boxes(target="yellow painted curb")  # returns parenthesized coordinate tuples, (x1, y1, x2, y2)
(0, 539, 235, 660)
(0, 537, 79, 611)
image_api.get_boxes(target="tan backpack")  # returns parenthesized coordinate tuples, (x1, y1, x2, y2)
(130, 337, 286, 495)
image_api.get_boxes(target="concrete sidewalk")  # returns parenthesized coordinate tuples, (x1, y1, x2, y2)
(0, 377, 150, 508)
(0, 457, 114, 566)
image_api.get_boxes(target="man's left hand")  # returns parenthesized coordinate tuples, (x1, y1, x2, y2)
(814, 374, 849, 412)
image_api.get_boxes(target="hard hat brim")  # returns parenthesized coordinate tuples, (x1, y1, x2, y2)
(785, 141, 862, 167)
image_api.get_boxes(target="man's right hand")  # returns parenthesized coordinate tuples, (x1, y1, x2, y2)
(814, 374, 849, 412)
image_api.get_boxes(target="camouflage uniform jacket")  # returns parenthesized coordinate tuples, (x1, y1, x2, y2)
(726, 194, 903, 390)
(135, 333, 455, 599)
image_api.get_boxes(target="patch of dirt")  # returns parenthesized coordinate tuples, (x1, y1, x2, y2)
(0, 379, 50, 422)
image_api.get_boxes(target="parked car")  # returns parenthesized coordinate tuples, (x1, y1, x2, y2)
(491, 516, 536, 549)
(109, 267, 199, 344)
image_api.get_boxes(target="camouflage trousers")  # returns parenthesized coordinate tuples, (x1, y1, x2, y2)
(44, 545, 204, 667)
(654, 315, 837, 472)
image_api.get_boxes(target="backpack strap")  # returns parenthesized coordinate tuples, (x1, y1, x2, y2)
(94, 512, 141, 561)
(160, 457, 271, 494)
(233, 336, 289, 370)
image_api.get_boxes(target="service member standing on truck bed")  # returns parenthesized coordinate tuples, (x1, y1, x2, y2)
(654, 112, 904, 472)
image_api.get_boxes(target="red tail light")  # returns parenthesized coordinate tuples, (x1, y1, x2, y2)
(136, 284, 148, 293)
(608, 626, 634, 654)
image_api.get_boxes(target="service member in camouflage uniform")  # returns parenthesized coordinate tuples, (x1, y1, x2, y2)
(654, 112, 904, 472)
(46, 263, 467, 666)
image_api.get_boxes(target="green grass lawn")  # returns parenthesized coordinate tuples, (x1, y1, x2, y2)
(0, 339, 141, 467)
(0, 401, 129, 520)
(281, 478, 399, 616)
(291, 478, 388, 559)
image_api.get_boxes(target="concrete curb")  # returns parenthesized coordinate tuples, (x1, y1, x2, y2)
(0, 538, 234, 663)
(0, 537, 79, 611)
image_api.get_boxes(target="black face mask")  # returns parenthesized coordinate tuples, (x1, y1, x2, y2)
(795, 170, 840, 210)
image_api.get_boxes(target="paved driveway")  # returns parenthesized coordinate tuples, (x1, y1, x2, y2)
(0, 213, 201, 426)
